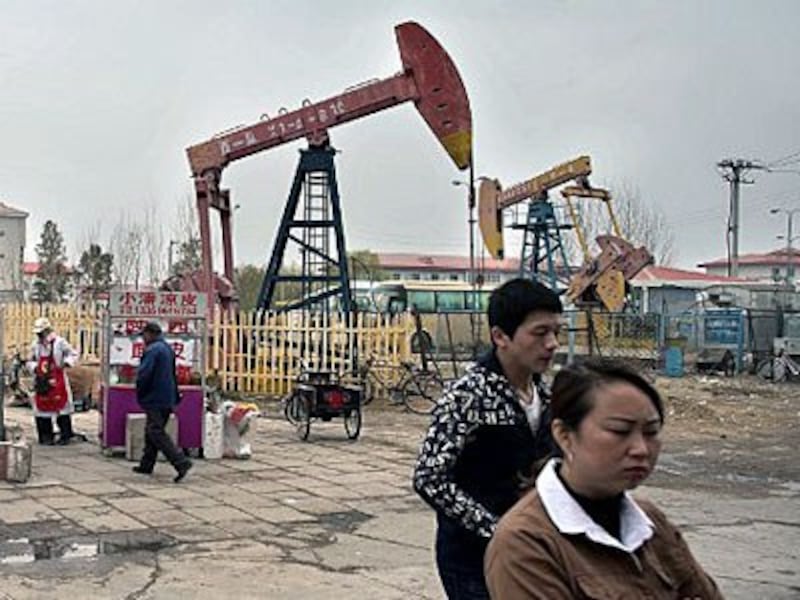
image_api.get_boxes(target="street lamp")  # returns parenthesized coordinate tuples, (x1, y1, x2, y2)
(770, 207, 800, 284)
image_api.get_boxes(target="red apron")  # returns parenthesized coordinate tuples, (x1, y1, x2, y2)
(34, 352, 69, 414)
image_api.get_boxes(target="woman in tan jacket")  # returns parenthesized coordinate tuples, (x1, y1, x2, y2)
(484, 359, 723, 599)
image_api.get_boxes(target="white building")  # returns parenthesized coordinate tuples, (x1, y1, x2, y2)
(375, 252, 520, 284)
(0, 202, 28, 302)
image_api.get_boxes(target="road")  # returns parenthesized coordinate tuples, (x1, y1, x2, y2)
(0, 383, 798, 599)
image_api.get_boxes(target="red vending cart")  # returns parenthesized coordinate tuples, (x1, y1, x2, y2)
(99, 290, 207, 455)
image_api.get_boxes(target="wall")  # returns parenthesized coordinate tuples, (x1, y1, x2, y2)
(0, 216, 26, 302)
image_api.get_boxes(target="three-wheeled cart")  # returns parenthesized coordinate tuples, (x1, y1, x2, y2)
(285, 370, 361, 441)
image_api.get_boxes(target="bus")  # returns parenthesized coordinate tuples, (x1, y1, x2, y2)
(369, 280, 495, 355)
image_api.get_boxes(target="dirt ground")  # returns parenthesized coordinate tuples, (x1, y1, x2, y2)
(645, 374, 800, 497)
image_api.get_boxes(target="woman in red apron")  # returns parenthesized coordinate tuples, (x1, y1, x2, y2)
(28, 318, 78, 445)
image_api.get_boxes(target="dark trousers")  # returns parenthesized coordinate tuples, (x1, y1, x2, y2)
(138, 408, 188, 472)
(435, 524, 491, 600)
(36, 415, 73, 444)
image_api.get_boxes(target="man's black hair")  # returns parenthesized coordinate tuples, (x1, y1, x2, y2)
(141, 321, 162, 335)
(488, 278, 562, 339)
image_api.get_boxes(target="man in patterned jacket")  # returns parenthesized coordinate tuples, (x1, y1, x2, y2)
(413, 278, 562, 599)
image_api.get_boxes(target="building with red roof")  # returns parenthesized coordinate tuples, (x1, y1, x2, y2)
(375, 252, 521, 284)
(698, 248, 800, 284)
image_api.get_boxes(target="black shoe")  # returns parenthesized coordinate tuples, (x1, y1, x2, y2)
(173, 460, 192, 483)
(132, 466, 153, 475)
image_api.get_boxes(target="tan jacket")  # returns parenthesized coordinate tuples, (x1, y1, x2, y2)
(485, 489, 723, 599)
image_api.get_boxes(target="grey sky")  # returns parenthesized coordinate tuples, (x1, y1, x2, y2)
(2, 1, 799, 272)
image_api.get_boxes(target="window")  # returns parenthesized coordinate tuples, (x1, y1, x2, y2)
(436, 291, 466, 312)
(449, 273, 460, 281)
(430, 273, 440, 281)
(407, 290, 435, 312)
(410, 273, 421, 281)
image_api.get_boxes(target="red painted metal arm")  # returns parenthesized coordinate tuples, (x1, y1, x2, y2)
(187, 21, 472, 176)
(187, 73, 417, 176)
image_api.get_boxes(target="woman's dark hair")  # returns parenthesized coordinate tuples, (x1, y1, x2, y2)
(488, 278, 562, 340)
(551, 358, 664, 431)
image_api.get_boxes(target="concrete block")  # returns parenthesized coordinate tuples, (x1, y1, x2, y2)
(0, 440, 33, 483)
(204, 412, 224, 460)
(125, 413, 179, 462)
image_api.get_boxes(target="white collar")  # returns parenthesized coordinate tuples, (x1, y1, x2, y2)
(536, 458, 654, 553)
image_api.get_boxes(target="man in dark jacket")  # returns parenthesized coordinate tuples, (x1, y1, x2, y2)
(413, 278, 562, 599)
(133, 322, 192, 483)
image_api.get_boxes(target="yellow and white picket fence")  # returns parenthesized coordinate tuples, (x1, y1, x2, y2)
(2, 303, 413, 397)
(1, 303, 104, 362)
(208, 309, 413, 396)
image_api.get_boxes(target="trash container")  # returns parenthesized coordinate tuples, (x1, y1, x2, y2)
(664, 346, 684, 377)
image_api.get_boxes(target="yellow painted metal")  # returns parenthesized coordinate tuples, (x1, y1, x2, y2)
(497, 156, 592, 210)
(563, 195, 590, 262)
(595, 270, 627, 313)
(439, 130, 473, 171)
(478, 178, 504, 259)
(478, 155, 592, 260)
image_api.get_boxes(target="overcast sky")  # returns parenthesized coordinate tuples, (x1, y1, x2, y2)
(2, 1, 799, 273)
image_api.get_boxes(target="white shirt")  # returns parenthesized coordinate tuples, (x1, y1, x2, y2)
(536, 458, 655, 553)
(518, 383, 542, 434)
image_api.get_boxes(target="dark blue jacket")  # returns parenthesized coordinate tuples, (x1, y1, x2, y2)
(136, 336, 178, 409)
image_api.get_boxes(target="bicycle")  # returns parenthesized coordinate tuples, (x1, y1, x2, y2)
(356, 355, 445, 415)
(5, 350, 32, 408)
(756, 349, 800, 383)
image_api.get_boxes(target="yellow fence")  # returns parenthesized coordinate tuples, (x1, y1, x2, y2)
(2, 303, 104, 363)
(2, 303, 414, 396)
(208, 309, 413, 396)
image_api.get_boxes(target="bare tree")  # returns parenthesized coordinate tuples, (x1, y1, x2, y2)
(166, 194, 201, 277)
(562, 181, 675, 266)
(109, 213, 145, 288)
(142, 204, 166, 285)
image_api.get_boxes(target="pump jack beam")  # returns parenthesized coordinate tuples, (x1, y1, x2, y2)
(185, 22, 472, 308)
(478, 156, 591, 260)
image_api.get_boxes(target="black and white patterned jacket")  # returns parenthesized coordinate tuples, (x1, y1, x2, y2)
(413, 351, 554, 544)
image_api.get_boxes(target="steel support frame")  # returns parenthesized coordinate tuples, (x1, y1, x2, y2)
(257, 146, 353, 314)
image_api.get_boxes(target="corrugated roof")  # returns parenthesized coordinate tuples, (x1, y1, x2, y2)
(633, 265, 752, 285)
(0, 202, 29, 218)
(698, 248, 800, 268)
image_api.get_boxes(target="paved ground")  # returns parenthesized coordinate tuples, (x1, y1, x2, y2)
(0, 401, 798, 599)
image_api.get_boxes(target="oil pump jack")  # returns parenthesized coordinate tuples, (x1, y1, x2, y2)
(477, 156, 651, 311)
(181, 22, 471, 314)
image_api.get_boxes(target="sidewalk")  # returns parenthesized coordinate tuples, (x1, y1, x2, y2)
(1, 405, 798, 599)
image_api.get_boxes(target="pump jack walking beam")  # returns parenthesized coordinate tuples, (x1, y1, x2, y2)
(185, 22, 472, 306)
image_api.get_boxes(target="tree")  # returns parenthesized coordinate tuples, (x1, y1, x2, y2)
(171, 237, 202, 277)
(33, 220, 70, 302)
(566, 182, 675, 266)
(347, 249, 387, 282)
(169, 195, 202, 277)
(234, 264, 266, 311)
(76, 243, 114, 299)
(109, 213, 144, 288)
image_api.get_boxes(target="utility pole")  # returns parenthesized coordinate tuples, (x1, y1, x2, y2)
(717, 159, 767, 276)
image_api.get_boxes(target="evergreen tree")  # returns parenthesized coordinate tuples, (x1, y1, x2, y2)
(77, 243, 114, 299)
(32, 220, 70, 302)
(171, 236, 202, 276)
(234, 264, 266, 312)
